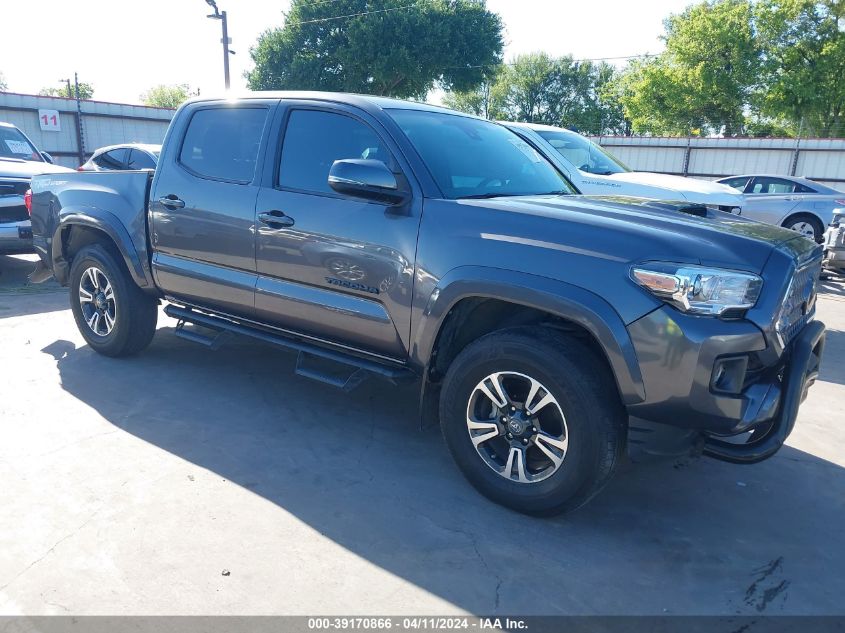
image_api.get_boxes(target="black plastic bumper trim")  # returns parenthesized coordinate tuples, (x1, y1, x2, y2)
(703, 320, 825, 464)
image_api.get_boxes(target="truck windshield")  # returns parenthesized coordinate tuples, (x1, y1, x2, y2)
(0, 126, 42, 162)
(388, 109, 574, 199)
(535, 129, 628, 175)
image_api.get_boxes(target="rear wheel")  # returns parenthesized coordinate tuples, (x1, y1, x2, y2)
(69, 244, 158, 357)
(439, 328, 626, 516)
(783, 214, 824, 243)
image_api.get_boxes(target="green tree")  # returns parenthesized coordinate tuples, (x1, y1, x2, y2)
(141, 84, 191, 109)
(0, 72, 7, 91)
(618, 0, 759, 136)
(443, 54, 628, 135)
(248, 0, 503, 99)
(593, 62, 630, 135)
(442, 77, 503, 119)
(39, 83, 95, 100)
(756, 0, 845, 137)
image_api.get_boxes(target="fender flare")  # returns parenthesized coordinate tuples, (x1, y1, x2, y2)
(51, 207, 152, 288)
(412, 266, 646, 405)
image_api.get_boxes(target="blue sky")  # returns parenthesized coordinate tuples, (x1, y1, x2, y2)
(1, 0, 690, 104)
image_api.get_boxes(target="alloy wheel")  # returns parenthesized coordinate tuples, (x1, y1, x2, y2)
(78, 266, 117, 336)
(788, 221, 816, 240)
(466, 371, 568, 483)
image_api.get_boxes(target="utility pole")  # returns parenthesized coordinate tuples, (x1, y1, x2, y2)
(221, 10, 230, 90)
(205, 0, 232, 90)
(74, 72, 86, 164)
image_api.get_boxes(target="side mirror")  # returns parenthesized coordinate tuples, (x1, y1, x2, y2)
(40, 151, 54, 164)
(328, 159, 408, 205)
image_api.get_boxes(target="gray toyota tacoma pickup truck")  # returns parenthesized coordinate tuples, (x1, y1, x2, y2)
(29, 92, 826, 515)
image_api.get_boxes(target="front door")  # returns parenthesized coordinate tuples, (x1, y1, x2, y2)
(254, 104, 421, 360)
(150, 102, 274, 317)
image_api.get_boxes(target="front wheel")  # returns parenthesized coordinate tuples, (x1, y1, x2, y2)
(69, 244, 158, 357)
(439, 328, 626, 516)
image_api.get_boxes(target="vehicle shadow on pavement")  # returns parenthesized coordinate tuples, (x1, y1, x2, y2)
(43, 331, 845, 615)
(819, 279, 845, 299)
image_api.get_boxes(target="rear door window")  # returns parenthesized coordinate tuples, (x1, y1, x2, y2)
(749, 177, 796, 194)
(127, 149, 157, 170)
(94, 148, 129, 170)
(179, 107, 268, 183)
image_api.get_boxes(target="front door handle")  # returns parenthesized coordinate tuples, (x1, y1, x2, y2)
(258, 210, 295, 228)
(158, 195, 185, 210)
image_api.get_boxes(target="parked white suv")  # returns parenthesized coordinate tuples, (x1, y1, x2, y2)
(504, 122, 744, 211)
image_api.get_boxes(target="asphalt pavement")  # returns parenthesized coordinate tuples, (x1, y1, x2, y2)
(1, 253, 844, 616)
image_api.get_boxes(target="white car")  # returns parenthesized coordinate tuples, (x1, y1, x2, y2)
(504, 122, 744, 211)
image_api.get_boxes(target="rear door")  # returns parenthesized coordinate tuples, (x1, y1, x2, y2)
(149, 100, 275, 317)
(740, 176, 801, 225)
(253, 102, 422, 359)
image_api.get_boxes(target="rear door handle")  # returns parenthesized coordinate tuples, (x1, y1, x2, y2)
(159, 195, 185, 210)
(258, 210, 295, 228)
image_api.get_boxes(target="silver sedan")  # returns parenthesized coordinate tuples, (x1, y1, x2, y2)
(717, 174, 845, 243)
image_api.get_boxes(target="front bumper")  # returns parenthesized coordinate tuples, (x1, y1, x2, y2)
(625, 306, 825, 463)
(0, 220, 34, 254)
(704, 320, 824, 463)
(823, 222, 845, 270)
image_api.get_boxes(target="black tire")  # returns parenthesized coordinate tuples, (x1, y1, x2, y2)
(439, 327, 626, 516)
(69, 244, 158, 357)
(782, 213, 824, 243)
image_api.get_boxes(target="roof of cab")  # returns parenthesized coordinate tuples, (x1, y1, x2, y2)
(182, 91, 474, 117)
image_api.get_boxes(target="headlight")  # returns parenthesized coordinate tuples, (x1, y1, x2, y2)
(631, 263, 763, 316)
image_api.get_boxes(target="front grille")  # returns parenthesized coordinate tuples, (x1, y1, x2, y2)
(0, 179, 30, 224)
(776, 258, 821, 346)
(0, 203, 28, 224)
(0, 181, 30, 196)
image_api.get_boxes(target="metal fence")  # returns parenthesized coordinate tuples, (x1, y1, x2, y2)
(587, 135, 845, 189)
(0, 92, 175, 169)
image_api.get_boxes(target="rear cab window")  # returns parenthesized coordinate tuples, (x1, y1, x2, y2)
(179, 107, 269, 183)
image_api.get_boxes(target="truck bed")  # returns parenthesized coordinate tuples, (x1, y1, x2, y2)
(30, 170, 154, 277)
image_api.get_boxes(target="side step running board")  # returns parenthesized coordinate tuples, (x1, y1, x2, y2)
(164, 304, 414, 389)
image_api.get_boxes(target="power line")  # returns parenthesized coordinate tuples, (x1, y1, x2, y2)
(285, 1, 424, 26)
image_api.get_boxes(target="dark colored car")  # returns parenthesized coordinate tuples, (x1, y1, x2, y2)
(78, 143, 160, 172)
(29, 93, 825, 515)
(1, 121, 72, 254)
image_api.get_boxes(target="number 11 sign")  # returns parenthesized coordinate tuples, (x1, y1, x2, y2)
(38, 109, 61, 132)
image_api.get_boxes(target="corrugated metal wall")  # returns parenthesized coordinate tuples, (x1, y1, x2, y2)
(589, 136, 845, 189)
(0, 92, 174, 169)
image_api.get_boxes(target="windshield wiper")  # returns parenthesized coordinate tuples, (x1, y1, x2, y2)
(457, 193, 520, 200)
(533, 190, 571, 196)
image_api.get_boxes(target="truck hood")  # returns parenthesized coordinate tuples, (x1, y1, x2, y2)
(598, 171, 743, 207)
(468, 194, 809, 274)
(0, 158, 73, 180)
